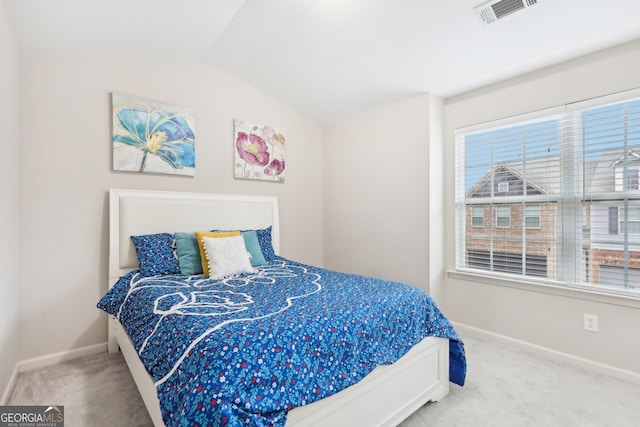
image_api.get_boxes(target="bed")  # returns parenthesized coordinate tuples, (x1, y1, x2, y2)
(100, 188, 465, 427)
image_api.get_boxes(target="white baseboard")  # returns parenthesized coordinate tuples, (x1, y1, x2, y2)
(0, 364, 19, 405)
(18, 343, 107, 372)
(1, 342, 107, 404)
(452, 322, 640, 386)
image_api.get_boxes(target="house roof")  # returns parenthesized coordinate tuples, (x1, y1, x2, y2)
(468, 146, 640, 197)
(611, 150, 640, 167)
(586, 146, 640, 193)
(467, 158, 559, 198)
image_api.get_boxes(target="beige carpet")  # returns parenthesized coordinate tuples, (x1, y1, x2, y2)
(8, 334, 640, 427)
(401, 334, 640, 427)
(8, 351, 153, 427)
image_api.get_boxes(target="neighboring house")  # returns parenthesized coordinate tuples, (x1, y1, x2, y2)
(584, 148, 640, 288)
(465, 162, 558, 279)
(465, 147, 640, 289)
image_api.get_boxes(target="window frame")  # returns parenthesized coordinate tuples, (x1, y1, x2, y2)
(471, 206, 484, 227)
(620, 206, 640, 235)
(524, 205, 541, 229)
(495, 205, 511, 228)
(626, 168, 639, 190)
(454, 87, 640, 300)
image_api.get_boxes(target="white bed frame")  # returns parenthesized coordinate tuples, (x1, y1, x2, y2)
(108, 188, 450, 426)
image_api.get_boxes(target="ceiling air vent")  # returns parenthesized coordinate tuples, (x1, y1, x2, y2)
(474, 0, 541, 26)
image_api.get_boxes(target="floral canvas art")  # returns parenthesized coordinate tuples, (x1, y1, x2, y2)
(234, 119, 285, 182)
(112, 93, 196, 176)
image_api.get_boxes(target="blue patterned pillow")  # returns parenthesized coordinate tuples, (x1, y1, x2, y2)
(131, 233, 179, 276)
(255, 226, 276, 262)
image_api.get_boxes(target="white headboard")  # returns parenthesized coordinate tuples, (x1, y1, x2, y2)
(109, 188, 280, 281)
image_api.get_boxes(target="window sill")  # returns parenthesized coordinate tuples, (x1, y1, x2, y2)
(446, 269, 640, 309)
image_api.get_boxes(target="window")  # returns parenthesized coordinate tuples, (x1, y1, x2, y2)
(626, 168, 639, 190)
(471, 206, 484, 227)
(610, 206, 640, 235)
(525, 205, 540, 229)
(496, 206, 510, 227)
(609, 206, 619, 234)
(455, 89, 640, 296)
(621, 207, 640, 235)
(615, 163, 640, 191)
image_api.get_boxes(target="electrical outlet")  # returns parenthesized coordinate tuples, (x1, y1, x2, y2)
(584, 314, 598, 332)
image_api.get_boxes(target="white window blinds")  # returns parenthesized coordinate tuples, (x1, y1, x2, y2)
(455, 89, 640, 296)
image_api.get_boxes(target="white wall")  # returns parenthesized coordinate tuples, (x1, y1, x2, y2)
(9, 17, 640, 384)
(0, 2, 20, 402)
(441, 39, 640, 373)
(324, 94, 442, 291)
(17, 49, 324, 361)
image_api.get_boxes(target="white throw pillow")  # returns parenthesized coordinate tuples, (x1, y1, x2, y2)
(202, 235, 254, 279)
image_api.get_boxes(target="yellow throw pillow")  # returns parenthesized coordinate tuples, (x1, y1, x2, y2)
(195, 231, 240, 276)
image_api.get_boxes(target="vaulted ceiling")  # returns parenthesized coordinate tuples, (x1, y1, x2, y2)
(5, 0, 640, 125)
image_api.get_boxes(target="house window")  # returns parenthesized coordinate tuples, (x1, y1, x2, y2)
(611, 206, 640, 235)
(496, 206, 510, 227)
(471, 206, 484, 227)
(609, 207, 619, 234)
(455, 88, 640, 295)
(626, 168, 639, 190)
(613, 159, 640, 191)
(525, 205, 540, 229)
(620, 207, 640, 235)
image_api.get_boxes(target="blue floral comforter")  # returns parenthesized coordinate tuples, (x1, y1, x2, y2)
(98, 257, 466, 427)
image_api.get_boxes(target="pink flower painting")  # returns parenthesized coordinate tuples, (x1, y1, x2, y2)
(234, 119, 286, 182)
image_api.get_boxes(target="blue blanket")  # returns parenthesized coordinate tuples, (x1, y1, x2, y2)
(98, 257, 466, 426)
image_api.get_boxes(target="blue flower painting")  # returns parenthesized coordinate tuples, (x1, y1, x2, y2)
(112, 93, 196, 176)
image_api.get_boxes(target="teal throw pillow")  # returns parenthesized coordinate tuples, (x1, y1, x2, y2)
(174, 232, 203, 275)
(241, 230, 267, 266)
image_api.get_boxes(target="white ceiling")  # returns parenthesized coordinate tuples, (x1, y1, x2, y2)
(5, 0, 640, 125)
